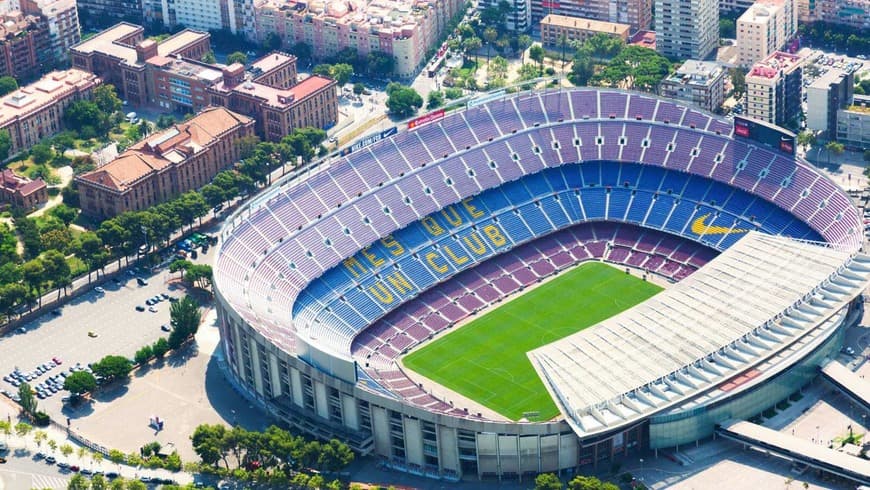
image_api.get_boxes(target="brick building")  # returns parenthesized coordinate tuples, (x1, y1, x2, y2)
(540, 15, 631, 48)
(0, 68, 101, 155)
(76, 106, 254, 217)
(70, 22, 211, 106)
(0, 169, 47, 210)
(207, 65, 337, 142)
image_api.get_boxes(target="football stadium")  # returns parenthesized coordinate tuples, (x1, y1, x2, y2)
(213, 88, 870, 481)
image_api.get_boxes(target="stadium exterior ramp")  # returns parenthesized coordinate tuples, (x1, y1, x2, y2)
(529, 232, 870, 441)
(717, 420, 870, 484)
(821, 361, 870, 413)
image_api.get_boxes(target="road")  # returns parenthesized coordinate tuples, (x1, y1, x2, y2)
(0, 455, 71, 490)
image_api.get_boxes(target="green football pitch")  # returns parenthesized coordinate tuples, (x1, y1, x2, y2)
(402, 262, 662, 421)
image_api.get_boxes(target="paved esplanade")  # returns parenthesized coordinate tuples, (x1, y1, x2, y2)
(718, 420, 870, 485)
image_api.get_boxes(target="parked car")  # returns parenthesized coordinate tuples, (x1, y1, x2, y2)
(135, 305, 146, 312)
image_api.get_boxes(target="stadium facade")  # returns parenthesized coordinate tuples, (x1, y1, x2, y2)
(213, 88, 870, 480)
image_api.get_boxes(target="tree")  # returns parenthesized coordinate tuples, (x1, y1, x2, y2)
(19, 382, 37, 415)
(483, 27, 498, 68)
(152, 337, 170, 358)
(529, 44, 545, 72)
(317, 439, 354, 471)
(68, 473, 91, 490)
(33, 430, 47, 449)
(15, 421, 32, 441)
(730, 68, 746, 96)
(353, 82, 366, 95)
(462, 37, 482, 62)
(21, 258, 46, 306)
(31, 143, 54, 164)
(385, 86, 423, 118)
(592, 46, 670, 92)
(719, 18, 736, 38)
(41, 249, 71, 298)
(366, 51, 395, 76)
(227, 51, 248, 65)
(0, 76, 17, 96)
(201, 184, 226, 210)
(91, 355, 133, 382)
(330, 63, 354, 86)
(291, 42, 313, 63)
(169, 295, 202, 348)
(826, 141, 845, 164)
(201, 51, 217, 64)
(90, 474, 108, 490)
(0, 129, 11, 160)
(60, 443, 74, 457)
(536, 472, 563, 490)
(134, 345, 153, 364)
(797, 131, 817, 151)
(50, 204, 78, 227)
(64, 371, 97, 395)
(426, 90, 444, 109)
(265, 32, 283, 51)
(191, 424, 228, 467)
(93, 84, 123, 115)
(517, 34, 532, 65)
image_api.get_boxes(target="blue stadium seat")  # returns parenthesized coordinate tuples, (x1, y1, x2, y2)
(608, 188, 631, 221)
(645, 194, 675, 228)
(580, 188, 607, 219)
(626, 191, 654, 224)
(540, 195, 572, 228)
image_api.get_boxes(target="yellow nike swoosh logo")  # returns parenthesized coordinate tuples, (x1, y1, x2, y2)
(691, 214, 750, 235)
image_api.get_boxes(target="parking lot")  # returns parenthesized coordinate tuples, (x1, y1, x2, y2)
(0, 267, 186, 414)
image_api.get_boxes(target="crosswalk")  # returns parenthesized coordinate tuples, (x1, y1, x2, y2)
(29, 473, 69, 489)
(0, 469, 69, 490)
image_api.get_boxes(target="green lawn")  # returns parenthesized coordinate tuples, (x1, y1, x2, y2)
(403, 262, 662, 421)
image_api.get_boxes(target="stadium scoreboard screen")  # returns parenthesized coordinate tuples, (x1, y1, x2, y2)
(733, 116, 796, 155)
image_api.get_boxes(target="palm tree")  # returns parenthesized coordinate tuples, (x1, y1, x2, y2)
(483, 27, 498, 70)
(517, 34, 532, 65)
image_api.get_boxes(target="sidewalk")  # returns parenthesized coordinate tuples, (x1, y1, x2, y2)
(0, 400, 192, 484)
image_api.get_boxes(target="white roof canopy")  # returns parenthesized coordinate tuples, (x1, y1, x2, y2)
(529, 232, 870, 437)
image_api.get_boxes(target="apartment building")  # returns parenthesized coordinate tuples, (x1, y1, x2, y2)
(76, 0, 143, 27)
(0, 169, 47, 210)
(0, 69, 100, 155)
(540, 15, 630, 48)
(806, 68, 853, 136)
(76, 106, 254, 217)
(655, 0, 719, 60)
(531, 0, 651, 32)
(252, 0, 463, 79)
(20, 0, 80, 64)
(206, 64, 336, 141)
(837, 94, 870, 149)
(480, 0, 531, 31)
(0, 11, 49, 79)
(737, 0, 797, 67)
(745, 51, 803, 127)
(70, 22, 211, 106)
(658, 60, 726, 112)
(797, 0, 869, 28)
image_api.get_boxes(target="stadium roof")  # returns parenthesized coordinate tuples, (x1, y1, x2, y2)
(529, 232, 870, 437)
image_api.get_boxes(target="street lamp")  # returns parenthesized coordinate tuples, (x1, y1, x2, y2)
(639, 458, 644, 481)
